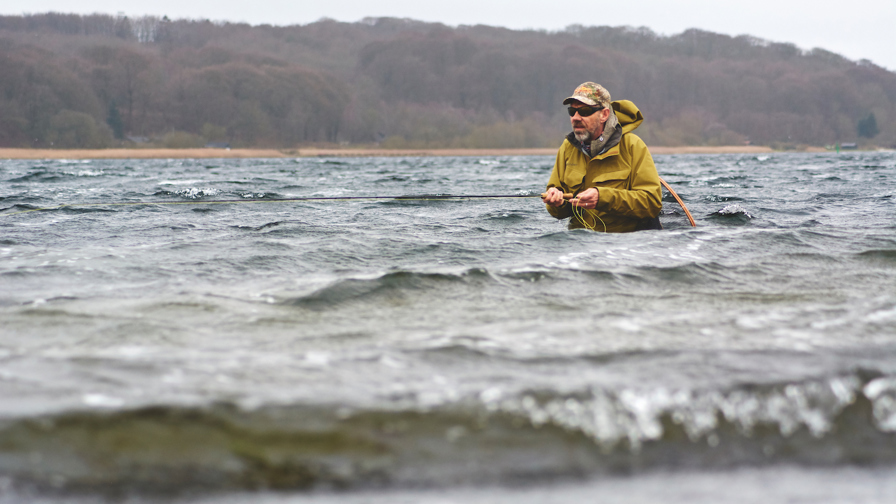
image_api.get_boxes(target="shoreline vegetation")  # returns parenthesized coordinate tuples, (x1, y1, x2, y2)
(2, 15, 892, 153)
(0, 145, 831, 160)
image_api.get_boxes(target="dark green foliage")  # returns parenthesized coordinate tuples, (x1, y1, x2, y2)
(857, 113, 879, 138)
(106, 101, 124, 139)
(47, 110, 111, 148)
(0, 14, 894, 148)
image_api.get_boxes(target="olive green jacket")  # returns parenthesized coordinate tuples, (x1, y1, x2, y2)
(546, 100, 662, 232)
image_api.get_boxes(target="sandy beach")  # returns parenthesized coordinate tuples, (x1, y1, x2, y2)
(0, 145, 796, 160)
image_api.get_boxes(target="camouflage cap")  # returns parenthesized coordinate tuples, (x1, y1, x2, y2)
(562, 82, 611, 108)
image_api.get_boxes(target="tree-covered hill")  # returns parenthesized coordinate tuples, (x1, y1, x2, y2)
(1, 13, 893, 149)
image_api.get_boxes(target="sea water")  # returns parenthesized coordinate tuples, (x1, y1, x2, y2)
(1, 152, 895, 503)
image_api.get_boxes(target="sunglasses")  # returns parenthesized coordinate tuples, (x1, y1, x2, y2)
(567, 106, 603, 117)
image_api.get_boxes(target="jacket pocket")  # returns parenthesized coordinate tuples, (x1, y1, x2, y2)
(592, 168, 629, 184)
(562, 163, 588, 191)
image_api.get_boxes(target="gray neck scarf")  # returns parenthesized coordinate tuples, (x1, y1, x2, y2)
(588, 111, 620, 156)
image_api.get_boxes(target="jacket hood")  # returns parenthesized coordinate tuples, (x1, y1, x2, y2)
(565, 99, 645, 158)
(611, 100, 644, 134)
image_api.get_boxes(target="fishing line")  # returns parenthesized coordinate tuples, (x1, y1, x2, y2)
(571, 204, 608, 233)
(3, 178, 696, 228)
(553, 174, 696, 229)
(1, 193, 544, 217)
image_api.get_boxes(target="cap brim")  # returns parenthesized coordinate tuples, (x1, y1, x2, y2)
(562, 96, 599, 106)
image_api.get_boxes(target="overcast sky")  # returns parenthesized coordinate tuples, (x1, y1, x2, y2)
(2, 0, 894, 70)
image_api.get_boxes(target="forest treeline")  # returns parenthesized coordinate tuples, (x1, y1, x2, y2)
(1, 13, 894, 149)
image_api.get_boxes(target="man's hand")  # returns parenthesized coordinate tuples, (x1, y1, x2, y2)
(542, 187, 567, 207)
(570, 187, 599, 209)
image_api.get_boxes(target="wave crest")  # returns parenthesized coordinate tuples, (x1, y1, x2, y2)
(3, 372, 896, 492)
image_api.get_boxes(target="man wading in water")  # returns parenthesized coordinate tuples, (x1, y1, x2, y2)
(542, 82, 663, 232)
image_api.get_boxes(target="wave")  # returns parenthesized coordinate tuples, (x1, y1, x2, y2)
(707, 175, 750, 186)
(274, 264, 678, 311)
(273, 256, 822, 312)
(2, 370, 896, 493)
(5, 170, 65, 183)
(708, 204, 754, 224)
(280, 269, 493, 309)
(704, 195, 744, 202)
(174, 188, 221, 199)
(483, 211, 527, 222)
(659, 209, 696, 228)
(231, 221, 289, 232)
(857, 249, 896, 263)
(1, 203, 41, 214)
(4, 167, 110, 183)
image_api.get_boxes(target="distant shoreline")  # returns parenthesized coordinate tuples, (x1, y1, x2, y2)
(0, 145, 827, 160)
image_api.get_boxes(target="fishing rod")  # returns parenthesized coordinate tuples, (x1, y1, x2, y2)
(1, 192, 543, 217)
(2, 178, 696, 227)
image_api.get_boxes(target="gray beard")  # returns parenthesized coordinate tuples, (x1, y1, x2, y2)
(574, 130, 591, 144)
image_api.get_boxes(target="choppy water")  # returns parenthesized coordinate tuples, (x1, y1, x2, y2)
(1, 152, 895, 503)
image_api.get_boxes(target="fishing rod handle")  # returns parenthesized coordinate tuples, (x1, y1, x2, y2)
(540, 192, 574, 199)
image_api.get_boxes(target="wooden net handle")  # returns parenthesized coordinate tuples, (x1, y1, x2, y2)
(659, 177, 696, 227)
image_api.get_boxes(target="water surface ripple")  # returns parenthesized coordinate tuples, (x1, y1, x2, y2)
(1, 152, 896, 501)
